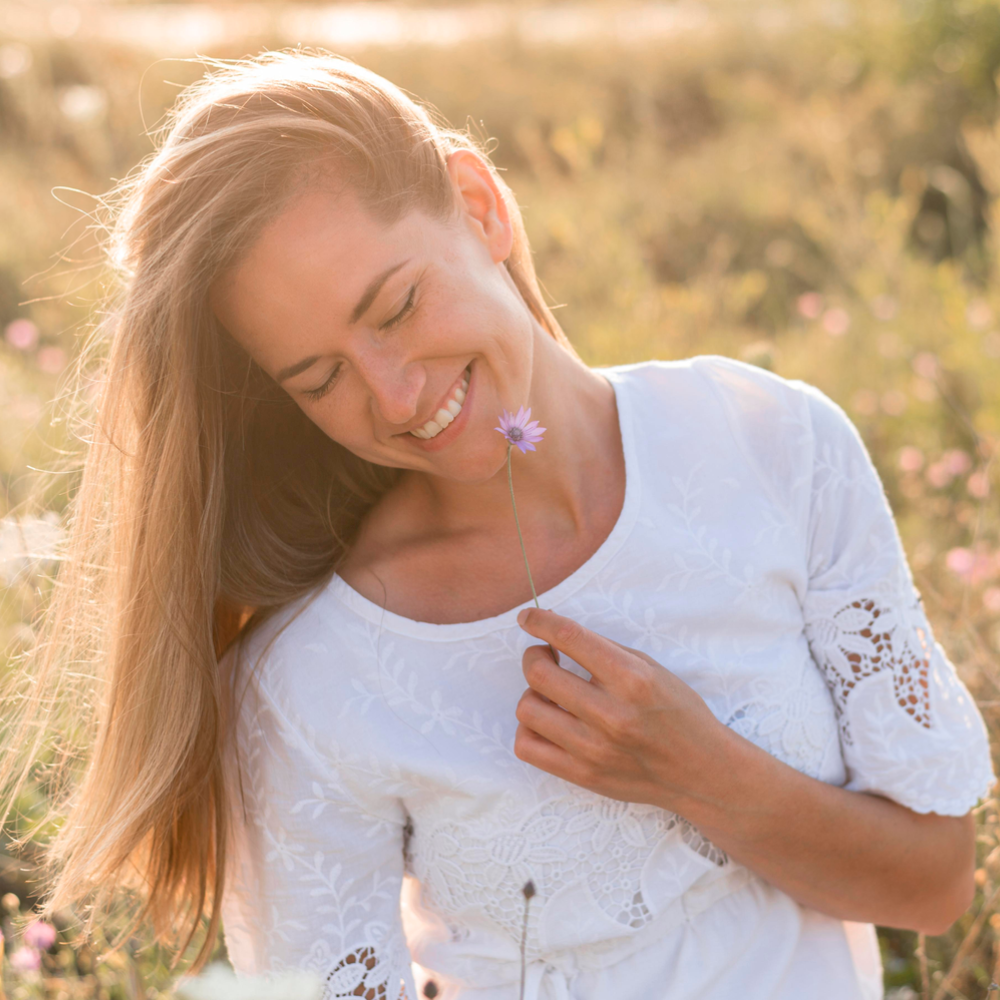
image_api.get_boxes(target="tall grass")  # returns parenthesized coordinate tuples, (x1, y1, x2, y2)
(1, 0, 1000, 994)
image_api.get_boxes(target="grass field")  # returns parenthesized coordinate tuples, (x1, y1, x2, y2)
(2, 0, 1000, 995)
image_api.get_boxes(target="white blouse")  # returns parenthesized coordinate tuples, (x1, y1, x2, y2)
(220, 356, 994, 1000)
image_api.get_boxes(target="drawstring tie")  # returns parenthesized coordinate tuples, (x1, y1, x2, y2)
(522, 955, 576, 1000)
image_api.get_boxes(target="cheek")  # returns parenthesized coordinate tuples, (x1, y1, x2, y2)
(292, 383, 371, 452)
(432, 254, 528, 342)
(293, 385, 416, 470)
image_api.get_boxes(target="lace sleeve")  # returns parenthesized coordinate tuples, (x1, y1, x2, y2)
(221, 647, 415, 1000)
(800, 388, 994, 816)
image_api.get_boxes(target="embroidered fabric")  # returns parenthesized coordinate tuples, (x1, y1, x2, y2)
(790, 360, 994, 814)
(218, 682, 419, 1000)
(325, 946, 408, 1000)
(219, 357, 994, 1000)
(411, 792, 726, 953)
(806, 596, 932, 744)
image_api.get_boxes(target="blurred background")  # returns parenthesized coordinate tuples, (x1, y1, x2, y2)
(2, 0, 1000, 996)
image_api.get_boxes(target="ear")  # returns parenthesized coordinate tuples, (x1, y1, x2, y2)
(446, 149, 514, 264)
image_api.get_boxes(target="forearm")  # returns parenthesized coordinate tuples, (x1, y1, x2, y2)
(513, 608, 981, 934)
(671, 726, 976, 934)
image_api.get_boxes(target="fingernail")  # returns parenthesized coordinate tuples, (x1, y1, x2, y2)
(517, 609, 528, 626)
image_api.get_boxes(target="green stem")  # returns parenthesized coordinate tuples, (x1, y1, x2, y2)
(507, 442, 540, 609)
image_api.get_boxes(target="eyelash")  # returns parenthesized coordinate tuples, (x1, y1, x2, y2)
(302, 285, 418, 402)
(303, 363, 342, 401)
(380, 284, 417, 331)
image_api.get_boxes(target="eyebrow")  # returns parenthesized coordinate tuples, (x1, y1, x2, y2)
(349, 259, 410, 325)
(276, 354, 321, 383)
(275, 259, 410, 384)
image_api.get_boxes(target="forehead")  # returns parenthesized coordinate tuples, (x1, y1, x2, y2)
(210, 183, 440, 368)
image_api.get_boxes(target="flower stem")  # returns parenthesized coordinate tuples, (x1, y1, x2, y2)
(519, 881, 535, 1000)
(507, 442, 540, 609)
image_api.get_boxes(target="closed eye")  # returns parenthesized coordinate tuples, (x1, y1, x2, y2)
(380, 284, 416, 331)
(302, 284, 416, 401)
(303, 363, 342, 402)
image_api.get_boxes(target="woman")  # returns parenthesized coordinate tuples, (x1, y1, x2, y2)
(9, 50, 993, 1000)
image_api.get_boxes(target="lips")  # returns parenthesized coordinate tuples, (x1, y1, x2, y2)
(409, 364, 472, 440)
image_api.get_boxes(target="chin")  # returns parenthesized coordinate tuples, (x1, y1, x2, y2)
(438, 451, 509, 485)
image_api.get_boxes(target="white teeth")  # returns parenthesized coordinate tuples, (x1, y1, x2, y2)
(410, 366, 471, 440)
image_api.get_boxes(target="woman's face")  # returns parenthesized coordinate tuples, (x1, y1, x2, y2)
(210, 152, 538, 484)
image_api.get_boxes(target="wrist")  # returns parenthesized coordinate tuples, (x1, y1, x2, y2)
(666, 722, 784, 845)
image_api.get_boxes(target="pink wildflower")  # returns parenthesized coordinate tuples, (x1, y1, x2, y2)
(912, 352, 939, 380)
(946, 547, 999, 586)
(983, 587, 1000, 613)
(495, 407, 546, 455)
(967, 299, 993, 329)
(942, 449, 972, 476)
(898, 447, 924, 473)
(10, 946, 40, 972)
(968, 471, 991, 499)
(926, 460, 953, 489)
(497, 407, 545, 610)
(821, 308, 850, 337)
(4, 318, 38, 351)
(22, 919, 56, 950)
(796, 292, 823, 319)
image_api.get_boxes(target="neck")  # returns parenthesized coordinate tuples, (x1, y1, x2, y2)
(410, 326, 621, 539)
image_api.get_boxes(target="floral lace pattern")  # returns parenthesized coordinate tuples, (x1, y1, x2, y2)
(219, 357, 993, 1000)
(806, 596, 932, 744)
(325, 946, 408, 1000)
(411, 791, 726, 953)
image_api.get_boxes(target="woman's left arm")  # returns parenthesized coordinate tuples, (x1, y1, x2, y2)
(513, 606, 976, 935)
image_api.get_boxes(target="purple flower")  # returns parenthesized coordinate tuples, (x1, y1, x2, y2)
(22, 920, 56, 950)
(495, 407, 546, 455)
(10, 946, 41, 973)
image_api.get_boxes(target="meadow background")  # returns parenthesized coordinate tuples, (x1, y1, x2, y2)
(1, 0, 1000, 996)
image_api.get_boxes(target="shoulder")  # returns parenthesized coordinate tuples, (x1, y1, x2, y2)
(601, 354, 848, 444)
(222, 579, 370, 732)
(602, 356, 868, 519)
(601, 354, 806, 405)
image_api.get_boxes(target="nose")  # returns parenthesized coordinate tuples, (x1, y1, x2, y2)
(353, 348, 426, 428)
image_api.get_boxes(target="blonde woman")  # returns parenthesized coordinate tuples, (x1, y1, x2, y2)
(9, 51, 993, 1000)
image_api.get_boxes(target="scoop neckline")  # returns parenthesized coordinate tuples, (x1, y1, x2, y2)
(326, 366, 641, 641)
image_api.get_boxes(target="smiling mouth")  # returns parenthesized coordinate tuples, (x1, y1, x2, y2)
(409, 365, 471, 440)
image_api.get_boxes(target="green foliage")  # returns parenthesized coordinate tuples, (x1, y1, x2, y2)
(2, 0, 1000, 995)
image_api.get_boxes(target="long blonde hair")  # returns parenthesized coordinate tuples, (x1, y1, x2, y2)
(3, 49, 573, 967)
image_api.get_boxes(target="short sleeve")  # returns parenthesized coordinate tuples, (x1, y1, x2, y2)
(221, 646, 416, 1000)
(799, 387, 995, 816)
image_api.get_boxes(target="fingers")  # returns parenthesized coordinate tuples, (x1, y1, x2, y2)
(516, 608, 628, 683)
(513, 721, 590, 787)
(515, 687, 591, 754)
(522, 643, 602, 721)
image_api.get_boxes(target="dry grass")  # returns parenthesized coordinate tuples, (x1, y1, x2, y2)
(1, 0, 1000, 995)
